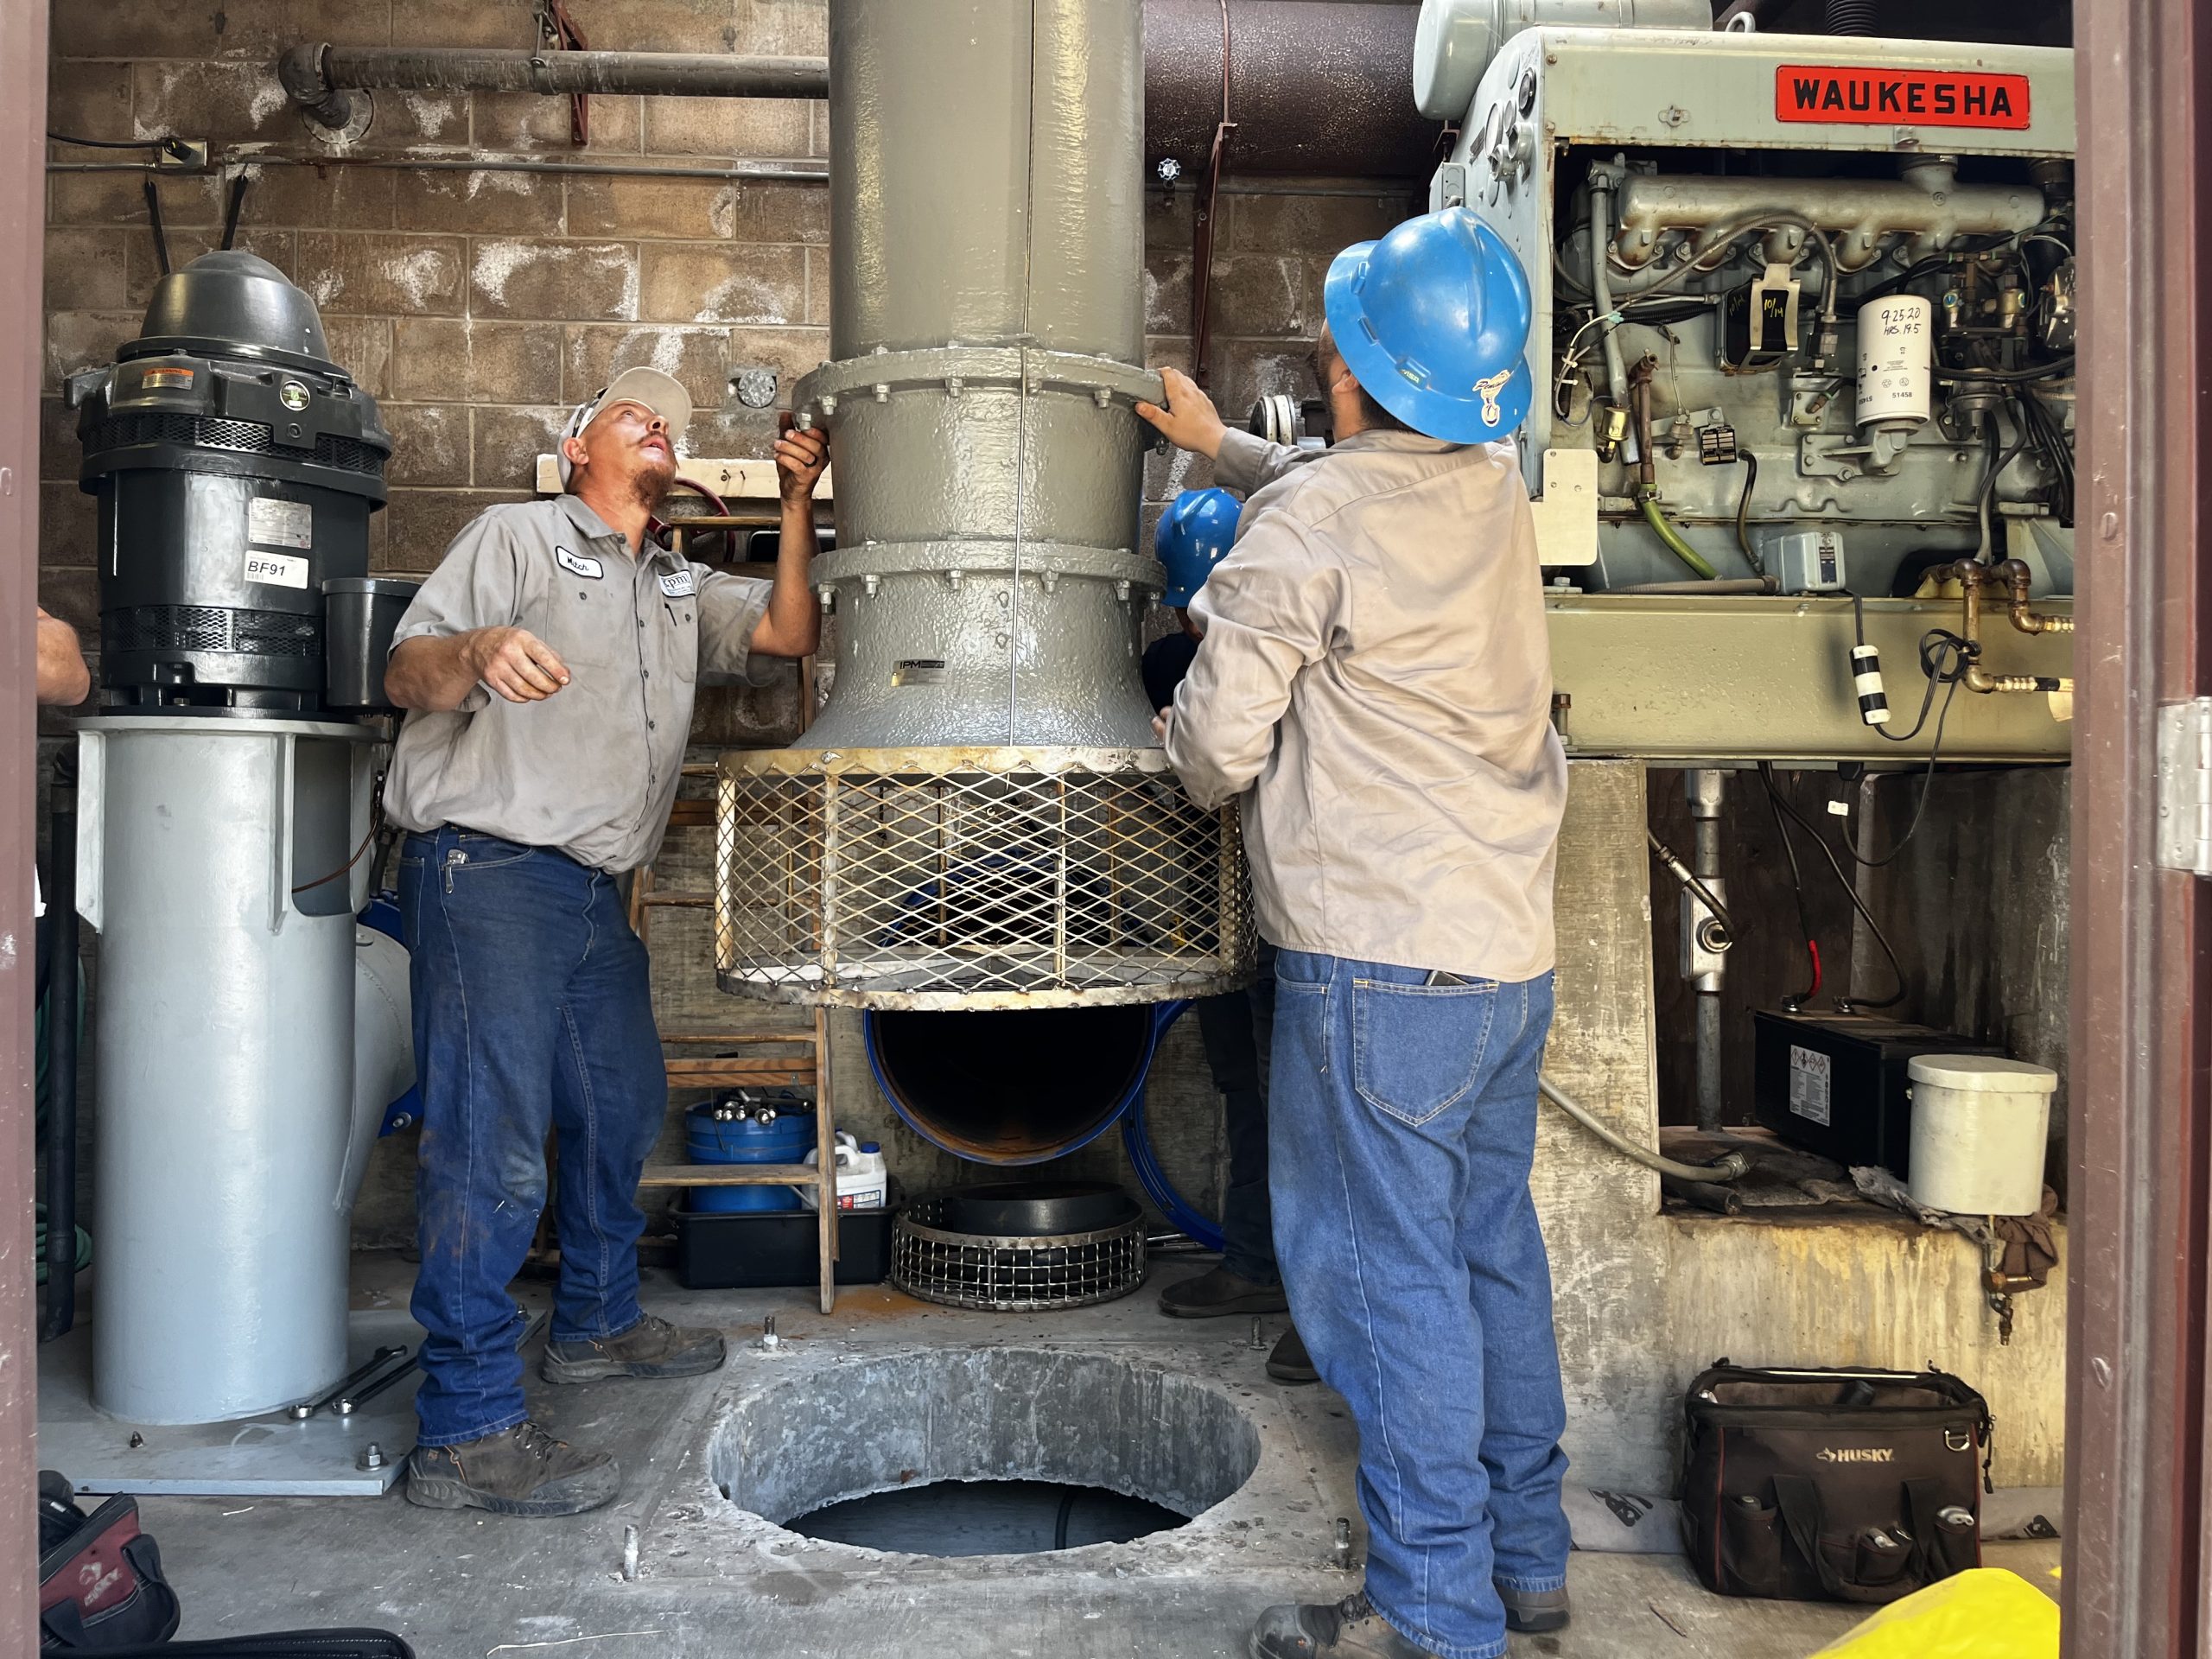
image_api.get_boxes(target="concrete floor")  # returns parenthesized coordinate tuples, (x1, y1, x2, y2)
(114, 1254, 2058, 1659)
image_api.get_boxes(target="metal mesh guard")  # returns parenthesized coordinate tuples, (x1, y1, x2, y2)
(716, 745, 1254, 1011)
(892, 1199, 1148, 1312)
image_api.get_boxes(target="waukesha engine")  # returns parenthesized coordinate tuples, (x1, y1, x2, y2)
(1425, 24, 2076, 612)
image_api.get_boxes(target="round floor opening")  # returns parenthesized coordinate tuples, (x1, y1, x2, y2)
(709, 1348, 1262, 1557)
(785, 1478, 1188, 1556)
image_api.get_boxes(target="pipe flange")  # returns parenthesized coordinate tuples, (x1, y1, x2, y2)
(793, 346, 1163, 421)
(813, 540, 1165, 592)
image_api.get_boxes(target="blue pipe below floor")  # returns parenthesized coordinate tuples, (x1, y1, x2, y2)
(861, 1001, 1229, 1249)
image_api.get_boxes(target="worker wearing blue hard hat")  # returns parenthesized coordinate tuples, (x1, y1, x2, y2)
(1323, 205, 1535, 442)
(1137, 207, 1573, 1659)
(1154, 486, 1241, 609)
(1144, 486, 1312, 1389)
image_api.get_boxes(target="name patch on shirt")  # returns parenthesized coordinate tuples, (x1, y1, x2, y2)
(658, 569, 698, 599)
(556, 547, 605, 581)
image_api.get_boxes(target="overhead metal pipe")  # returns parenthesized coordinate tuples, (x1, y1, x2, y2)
(283, 2, 1445, 181)
(279, 44, 828, 127)
(1144, 0, 1433, 178)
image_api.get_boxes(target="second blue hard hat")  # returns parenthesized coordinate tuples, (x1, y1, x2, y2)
(1322, 207, 1534, 443)
(1154, 487, 1242, 607)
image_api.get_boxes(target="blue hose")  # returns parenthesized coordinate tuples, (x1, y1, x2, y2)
(1121, 1001, 1227, 1253)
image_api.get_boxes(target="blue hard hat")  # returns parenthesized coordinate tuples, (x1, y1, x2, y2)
(1322, 207, 1535, 442)
(1154, 487, 1242, 607)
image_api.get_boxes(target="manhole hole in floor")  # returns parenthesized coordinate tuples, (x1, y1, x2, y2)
(712, 1348, 1261, 1557)
(789, 1478, 1188, 1554)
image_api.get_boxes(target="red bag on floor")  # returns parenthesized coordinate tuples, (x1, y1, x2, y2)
(38, 1477, 181, 1649)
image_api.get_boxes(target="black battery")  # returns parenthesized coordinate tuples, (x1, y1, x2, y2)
(1751, 1012, 2004, 1175)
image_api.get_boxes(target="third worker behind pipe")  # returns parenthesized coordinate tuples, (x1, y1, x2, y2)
(1146, 487, 1310, 1388)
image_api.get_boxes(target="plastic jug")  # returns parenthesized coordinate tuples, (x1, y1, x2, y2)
(801, 1132, 890, 1211)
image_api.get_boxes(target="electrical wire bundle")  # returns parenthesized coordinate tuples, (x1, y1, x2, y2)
(1758, 762, 1910, 1014)
(2011, 387, 2075, 524)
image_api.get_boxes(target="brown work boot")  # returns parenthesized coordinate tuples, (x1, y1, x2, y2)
(539, 1313, 727, 1384)
(1249, 1592, 1439, 1659)
(404, 1421, 620, 1516)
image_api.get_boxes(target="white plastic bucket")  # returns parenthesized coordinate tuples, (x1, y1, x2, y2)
(1906, 1054, 2058, 1216)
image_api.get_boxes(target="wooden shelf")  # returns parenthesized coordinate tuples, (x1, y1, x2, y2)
(624, 674, 837, 1309)
(665, 1061, 816, 1089)
(638, 1162, 817, 1188)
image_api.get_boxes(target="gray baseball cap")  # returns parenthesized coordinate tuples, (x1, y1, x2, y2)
(556, 365, 692, 486)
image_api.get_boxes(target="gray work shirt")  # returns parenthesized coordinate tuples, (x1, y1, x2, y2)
(1162, 427, 1567, 982)
(382, 493, 779, 873)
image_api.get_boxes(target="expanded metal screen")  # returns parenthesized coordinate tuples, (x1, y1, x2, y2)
(892, 1199, 1148, 1312)
(716, 746, 1253, 1010)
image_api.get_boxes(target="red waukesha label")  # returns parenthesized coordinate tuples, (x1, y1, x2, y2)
(1775, 66, 2031, 130)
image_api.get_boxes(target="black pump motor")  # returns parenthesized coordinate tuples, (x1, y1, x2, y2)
(69, 251, 392, 713)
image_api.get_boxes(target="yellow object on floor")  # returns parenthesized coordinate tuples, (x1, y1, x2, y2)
(1808, 1569, 2058, 1658)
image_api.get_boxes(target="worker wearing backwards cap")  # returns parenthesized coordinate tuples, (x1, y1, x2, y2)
(379, 368, 827, 1516)
(1139, 208, 1571, 1659)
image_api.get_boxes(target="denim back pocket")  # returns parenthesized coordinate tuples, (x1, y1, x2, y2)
(1350, 976, 1499, 1127)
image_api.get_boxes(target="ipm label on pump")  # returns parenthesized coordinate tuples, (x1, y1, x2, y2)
(1775, 67, 2031, 130)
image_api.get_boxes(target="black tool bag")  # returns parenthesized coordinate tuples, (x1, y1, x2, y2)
(1678, 1362, 1992, 1603)
(38, 1479, 181, 1649)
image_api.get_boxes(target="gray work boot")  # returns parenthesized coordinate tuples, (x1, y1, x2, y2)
(1249, 1592, 1439, 1659)
(1498, 1582, 1571, 1633)
(1160, 1267, 1290, 1319)
(404, 1421, 620, 1517)
(540, 1313, 727, 1384)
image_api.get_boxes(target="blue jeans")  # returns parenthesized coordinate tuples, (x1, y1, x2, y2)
(397, 827, 666, 1447)
(1269, 951, 1568, 1659)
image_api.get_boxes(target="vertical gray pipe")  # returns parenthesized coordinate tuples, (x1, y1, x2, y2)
(1688, 770, 1726, 1135)
(798, 0, 1161, 751)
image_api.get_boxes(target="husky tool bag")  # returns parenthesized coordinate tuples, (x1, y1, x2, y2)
(38, 1478, 181, 1649)
(1679, 1363, 1991, 1604)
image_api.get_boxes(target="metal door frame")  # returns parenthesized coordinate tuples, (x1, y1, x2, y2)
(2066, 0, 2212, 1653)
(2, 0, 50, 1650)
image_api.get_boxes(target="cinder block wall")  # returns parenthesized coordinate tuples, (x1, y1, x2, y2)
(38, 0, 1411, 1243)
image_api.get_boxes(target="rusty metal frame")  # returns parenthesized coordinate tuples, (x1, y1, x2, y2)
(2066, 0, 2211, 1653)
(2, 0, 48, 1647)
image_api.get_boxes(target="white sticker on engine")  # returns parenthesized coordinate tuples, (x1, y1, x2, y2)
(243, 551, 310, 590)
(1789, 1045, 1833, 1127)
(247, 496, 313, 550)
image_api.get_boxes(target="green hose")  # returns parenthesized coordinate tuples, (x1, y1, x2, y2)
(1638, 493, 1719, 582)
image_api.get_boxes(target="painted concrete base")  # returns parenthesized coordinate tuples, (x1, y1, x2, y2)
(121, 1258, 2056, 1659)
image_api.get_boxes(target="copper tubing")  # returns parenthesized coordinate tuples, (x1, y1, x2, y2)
(1994, 557, 2076, 634)
(1946, 559, 2073, 694)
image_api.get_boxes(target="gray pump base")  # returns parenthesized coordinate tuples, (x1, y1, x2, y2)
(75, 715, 382, 1425)
(36, 1311, 419, 1497)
